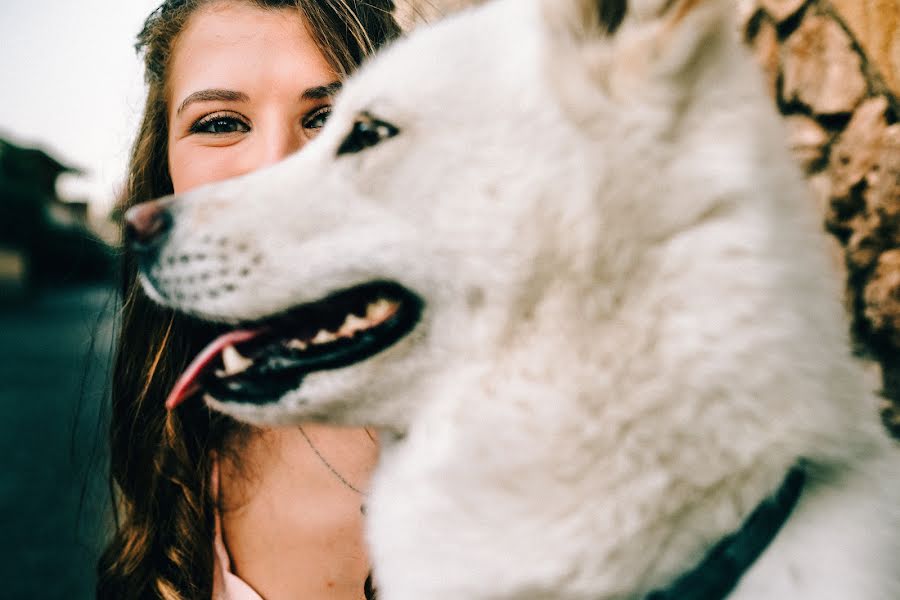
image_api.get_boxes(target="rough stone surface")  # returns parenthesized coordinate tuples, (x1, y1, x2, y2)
(785, 114, 830, 172)
(865, 250, 900, 347)
(737, 0, 762, 30)
(845, 211, 884, 272)
(828, 0, 900, 99)
(865, 125, 900, 223)
(760, 0, 807, 22)
(781, 14, 868, 115)
(751, 16, 781, 97)
(829, 96, 890, 198)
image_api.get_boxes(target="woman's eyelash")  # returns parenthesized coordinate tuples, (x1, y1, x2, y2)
(189, 112, 250, 135)
(188, 107, 330, 135)
(303, 106, 333, 130)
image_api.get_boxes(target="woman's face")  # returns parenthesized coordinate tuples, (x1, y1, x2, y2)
(167, 1, 339, 193)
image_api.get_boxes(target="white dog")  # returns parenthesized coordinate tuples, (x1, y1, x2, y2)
(128, 0, 900, 597)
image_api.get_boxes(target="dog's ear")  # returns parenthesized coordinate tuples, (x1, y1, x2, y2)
(541, 0, 733, 126)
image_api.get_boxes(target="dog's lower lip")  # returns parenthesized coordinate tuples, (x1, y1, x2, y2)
(170, 282, 423, 408)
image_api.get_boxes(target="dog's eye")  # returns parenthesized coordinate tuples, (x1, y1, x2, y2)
(336, 113, 399, 156)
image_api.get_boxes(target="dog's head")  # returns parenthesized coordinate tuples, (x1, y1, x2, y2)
(128, 0, 786, 429)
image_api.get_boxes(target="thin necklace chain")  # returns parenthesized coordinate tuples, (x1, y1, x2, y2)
(297, 425, 371, 496)
(297, 425, 379, 599)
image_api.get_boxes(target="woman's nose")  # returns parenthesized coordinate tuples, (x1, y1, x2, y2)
(254, 126, 303, 169)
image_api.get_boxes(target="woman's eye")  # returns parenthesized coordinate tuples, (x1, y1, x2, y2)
(303, 106, 332, 132)
(190, 115, 250, 135)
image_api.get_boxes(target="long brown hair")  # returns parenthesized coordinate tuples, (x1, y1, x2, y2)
(97, 2, 400, 598)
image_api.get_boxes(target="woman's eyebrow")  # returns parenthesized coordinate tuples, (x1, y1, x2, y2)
(301, 81, 342, 101)
(175, 89, 249, 116)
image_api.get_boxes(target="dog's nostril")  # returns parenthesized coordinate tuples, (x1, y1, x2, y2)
(124, 201, 173, 249)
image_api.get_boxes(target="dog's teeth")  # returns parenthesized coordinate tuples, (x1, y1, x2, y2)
(221, 344, 254, 375)
(286, 338, 308, 351)
(312, 329, 339, 345)
(339, 314, 370, 337)
(366, 298, 396, 323)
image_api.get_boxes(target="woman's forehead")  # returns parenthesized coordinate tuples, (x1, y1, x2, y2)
(167, 1, 336, 105)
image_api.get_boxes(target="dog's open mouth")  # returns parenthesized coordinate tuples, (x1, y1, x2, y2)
(165, 281, 423, 409)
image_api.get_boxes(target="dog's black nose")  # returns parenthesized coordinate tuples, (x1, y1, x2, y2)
(124, 201, 172, 250)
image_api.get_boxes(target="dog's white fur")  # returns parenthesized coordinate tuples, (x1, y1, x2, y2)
(138, 0, 900, 597)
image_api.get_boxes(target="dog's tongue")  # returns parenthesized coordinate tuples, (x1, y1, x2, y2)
(166, 328, 264, 410)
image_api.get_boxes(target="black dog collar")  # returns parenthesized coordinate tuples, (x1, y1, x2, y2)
(645, 466, 806, 600)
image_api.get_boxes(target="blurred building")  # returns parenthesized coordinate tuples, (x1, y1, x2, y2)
(0, 138, 115, 297)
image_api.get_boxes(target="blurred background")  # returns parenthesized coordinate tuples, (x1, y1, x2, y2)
(0, 0, 159, 597)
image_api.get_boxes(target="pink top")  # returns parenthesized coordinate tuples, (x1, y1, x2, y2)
(211, 463, 264, 600)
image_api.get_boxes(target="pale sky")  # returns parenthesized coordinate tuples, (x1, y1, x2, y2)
(0, 0, 162, 214)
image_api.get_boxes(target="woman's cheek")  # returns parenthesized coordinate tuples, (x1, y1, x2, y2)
(170, 142, 244, 193)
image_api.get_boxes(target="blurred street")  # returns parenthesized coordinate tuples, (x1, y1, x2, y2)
(0, 285, 117, 599)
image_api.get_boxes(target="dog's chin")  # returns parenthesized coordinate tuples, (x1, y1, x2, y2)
(203, 382, 377, 428)
(203, 392, 304, 426)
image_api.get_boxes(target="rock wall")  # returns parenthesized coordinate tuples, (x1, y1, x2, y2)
(394, 0, 900, 434)
(743, 0, 900, 435)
